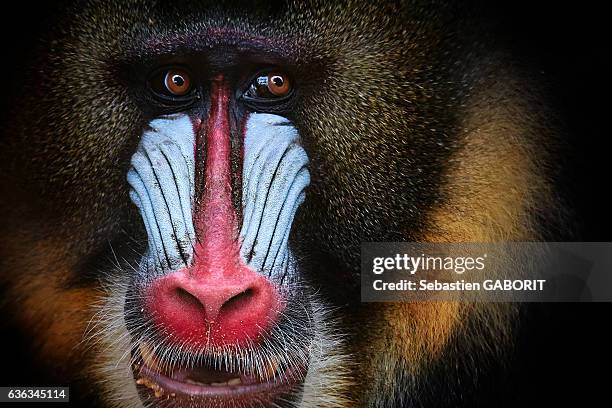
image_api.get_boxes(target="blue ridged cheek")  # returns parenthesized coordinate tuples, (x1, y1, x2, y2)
(127, 114, 196, 273)
(239, 113, 310, 277)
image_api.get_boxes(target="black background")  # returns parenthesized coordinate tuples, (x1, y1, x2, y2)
(0, 1, 610, 407)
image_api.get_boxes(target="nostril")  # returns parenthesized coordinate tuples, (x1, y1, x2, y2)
(146, 268, 282, 347)
(221, 287, 257, 315)
(173, 287, 205, 312)
(169, 284, 260, 323)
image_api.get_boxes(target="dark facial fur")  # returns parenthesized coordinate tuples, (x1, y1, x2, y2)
(0, 1, 563, 407)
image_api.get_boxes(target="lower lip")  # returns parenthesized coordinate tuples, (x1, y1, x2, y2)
(135, 363, 306, 402)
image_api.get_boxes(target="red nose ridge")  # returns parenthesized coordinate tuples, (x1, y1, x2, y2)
(146, 263, 283, 348)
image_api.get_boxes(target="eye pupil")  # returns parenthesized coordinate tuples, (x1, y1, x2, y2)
(266, 73, 290, 97)
(271, 76, 283, 87)
(172, 75, 185, 87)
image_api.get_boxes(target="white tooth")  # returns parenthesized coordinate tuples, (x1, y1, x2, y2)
(211, 382, 227, 387)
(227, 378, 241, 386)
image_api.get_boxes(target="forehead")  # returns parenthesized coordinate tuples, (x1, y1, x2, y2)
(84, 0, 308, 61)
(73, 0, 401, 67)
(128, 26, 301, 63)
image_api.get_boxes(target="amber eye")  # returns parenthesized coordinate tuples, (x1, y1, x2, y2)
(163, 69, 192, 96)
(244, 72, 293, 100)
(267, 74, 290, 96)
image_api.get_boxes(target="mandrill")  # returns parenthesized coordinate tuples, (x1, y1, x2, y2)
(0, 1, 572, 407)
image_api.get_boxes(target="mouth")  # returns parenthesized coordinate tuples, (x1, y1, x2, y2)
(131, 341, 308, 406)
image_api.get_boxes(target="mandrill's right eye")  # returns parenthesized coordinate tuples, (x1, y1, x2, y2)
(148, 67, 197, 107)
(164, 69, 191, 96)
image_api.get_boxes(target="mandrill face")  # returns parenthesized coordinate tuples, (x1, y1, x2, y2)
(0, 1, 556, 407)
(123, 76, 319, 405)
(100, 30, 352, 408)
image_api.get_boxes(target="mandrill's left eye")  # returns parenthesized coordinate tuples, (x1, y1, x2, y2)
(242, 72, 293, 101)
